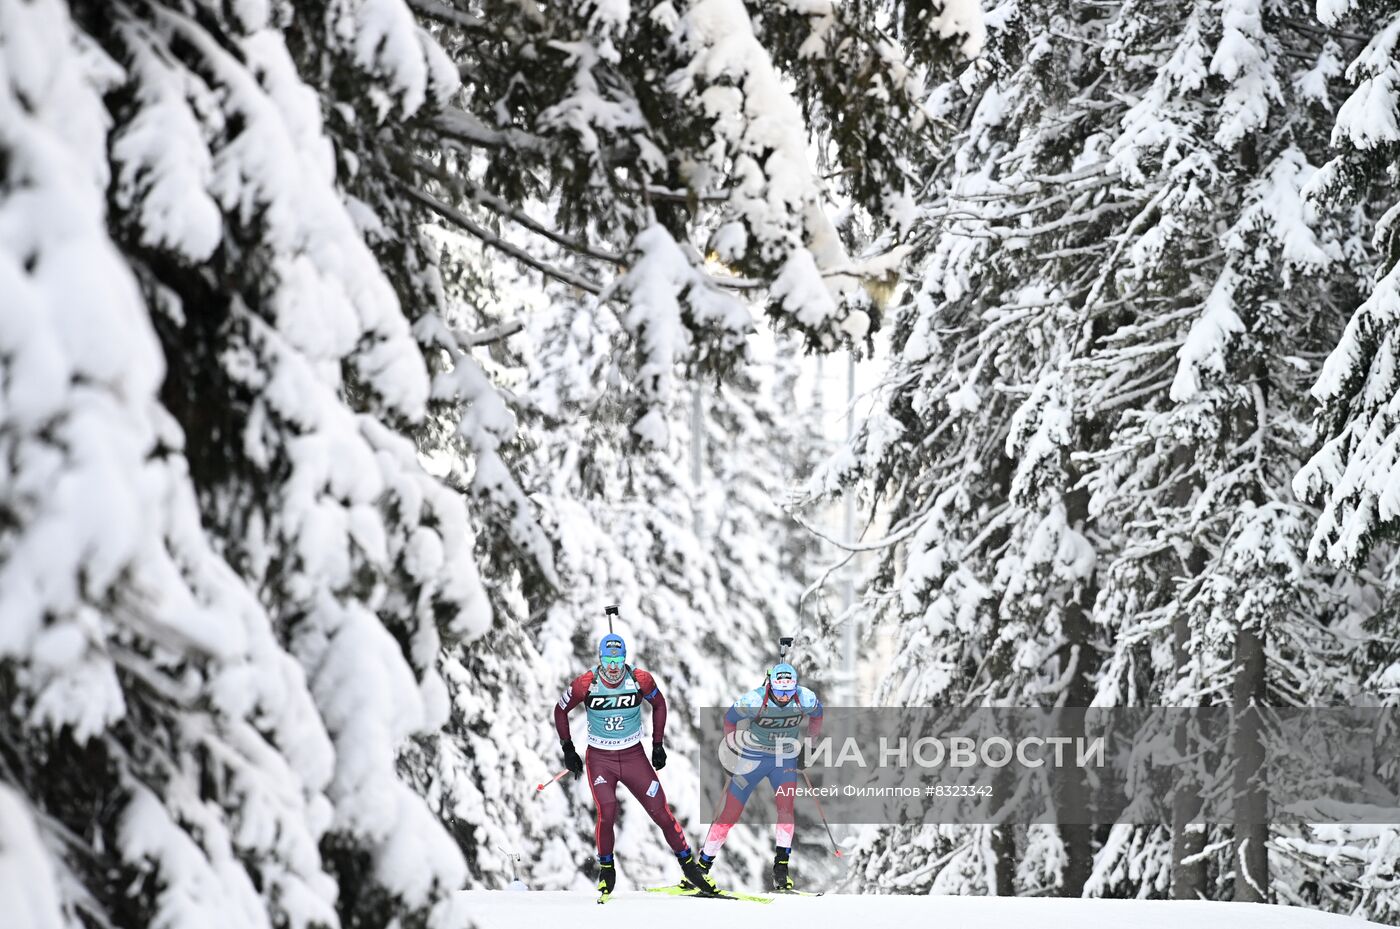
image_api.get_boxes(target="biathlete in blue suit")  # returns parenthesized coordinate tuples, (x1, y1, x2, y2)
(693, 662, 823, 891)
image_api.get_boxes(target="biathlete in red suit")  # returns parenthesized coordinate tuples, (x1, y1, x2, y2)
(555, 632, 718, 896)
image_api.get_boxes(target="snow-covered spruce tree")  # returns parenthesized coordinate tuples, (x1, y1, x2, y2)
(0, 0, 534, 926)
(823, 0, 1377, 903)
(1071, 0, 1375, 907)
(1290, 1, 1400, 922)
(0, 7, 341, 929)
(822, 0, 1119, 896)
(1295, 4, 1400, 571)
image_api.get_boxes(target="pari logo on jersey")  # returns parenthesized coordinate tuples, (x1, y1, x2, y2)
(753, 711, 806, 729)
(588, 692, 640, 710)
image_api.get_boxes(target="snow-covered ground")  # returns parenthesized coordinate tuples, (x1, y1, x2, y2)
(453, 890, 1384, 929)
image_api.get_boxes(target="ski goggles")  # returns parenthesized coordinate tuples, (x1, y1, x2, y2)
(600, 655, 625, 671)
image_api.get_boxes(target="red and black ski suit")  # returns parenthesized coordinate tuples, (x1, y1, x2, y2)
(555, 668, 689, 857)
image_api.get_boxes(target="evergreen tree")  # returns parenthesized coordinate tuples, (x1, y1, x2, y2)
(0, 1, 523, 926)
(1290, 1, 1400, 921)
(827, 0, 1377, 902)
(1295, 3, 1400, 564)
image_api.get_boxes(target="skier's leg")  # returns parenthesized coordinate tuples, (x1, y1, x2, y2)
(700, 791, 747, 857)
(773, 763, 797, 849)
(617, 744, 689, 853)
(771, 762, 798, 890)
(615, 748, 716, 892)
(701, 760, 763, 857)
(585, 748, 621, 858)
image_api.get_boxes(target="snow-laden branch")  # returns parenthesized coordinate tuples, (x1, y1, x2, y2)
(407, 0, 486, 32)
(405, 183, 605, 294)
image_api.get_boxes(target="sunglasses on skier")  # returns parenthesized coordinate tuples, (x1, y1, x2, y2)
(601, 655, 625, 669)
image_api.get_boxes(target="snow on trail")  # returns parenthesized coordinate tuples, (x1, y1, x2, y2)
(454, 890, 1384, 929)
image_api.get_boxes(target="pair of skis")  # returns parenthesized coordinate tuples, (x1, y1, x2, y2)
(596, 885, 763, 905)
(596, 884, 823, 904)
(645, 884, 776, 904)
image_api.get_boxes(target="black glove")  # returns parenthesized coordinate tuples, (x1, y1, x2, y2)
(794, 747, 807, 771)
(562, 739, 583, 776)
(652, 741, 667, 770)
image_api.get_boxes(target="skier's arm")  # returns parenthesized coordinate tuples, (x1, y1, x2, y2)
(553, 672, 591, 741)
(554, 673, 591, 776)
(635, 669, 669, 769)
(806, 693, 824, 740)
(634, 669, 666, 744)
(723, 701, 743, 738)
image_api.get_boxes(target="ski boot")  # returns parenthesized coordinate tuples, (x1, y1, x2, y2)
(677, 852, 715, 891)
(772, 847, 794, 892)
(596, 856, 616, 896)
(678, 849, 720, 896)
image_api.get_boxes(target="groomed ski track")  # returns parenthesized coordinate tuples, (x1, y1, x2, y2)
(454, 890, 1385, 928)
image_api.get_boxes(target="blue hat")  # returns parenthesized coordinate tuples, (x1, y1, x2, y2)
(771, 662, 797, 696)
(599, 633, 626, 662)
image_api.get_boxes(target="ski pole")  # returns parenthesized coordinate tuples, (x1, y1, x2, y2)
(535, 769, 571, 794)
(799, 769, 843, 857)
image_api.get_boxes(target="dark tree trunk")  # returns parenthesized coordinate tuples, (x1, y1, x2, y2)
(1232, 622, 1268, 902)
(1056, 475, 1100, 897)
(992, 824, 1017, 895)
(1170, 600, 1208, 898)
(1170, 454, 1209, 901)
